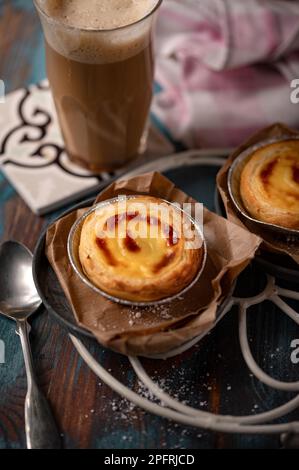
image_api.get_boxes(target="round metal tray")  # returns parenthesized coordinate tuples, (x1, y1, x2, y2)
(33, 149, 230, 344)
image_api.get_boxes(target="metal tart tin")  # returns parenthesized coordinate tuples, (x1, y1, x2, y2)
(214, 190, 299, 285)
(227, 136, 299, 253)
(67, 195, 207, 307)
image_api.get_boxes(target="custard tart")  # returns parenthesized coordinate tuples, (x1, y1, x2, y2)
(240, 140, 299, 230)
(79, 196, 205, 303)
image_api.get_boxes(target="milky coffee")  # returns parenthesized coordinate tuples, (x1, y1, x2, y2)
(36, 1, 160, 171)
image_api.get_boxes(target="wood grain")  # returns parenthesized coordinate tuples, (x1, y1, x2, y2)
(0, 1, 298, 450)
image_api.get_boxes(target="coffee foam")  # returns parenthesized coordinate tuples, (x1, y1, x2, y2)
(44, 0, 158, 30)
(38, 0, 159, 63)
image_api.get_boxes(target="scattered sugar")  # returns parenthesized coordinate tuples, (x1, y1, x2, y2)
(126, 304, 173, 328)
(84, 341, 278, 445)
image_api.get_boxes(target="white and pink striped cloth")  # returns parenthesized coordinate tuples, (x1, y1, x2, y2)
(152, 0, 299, 148)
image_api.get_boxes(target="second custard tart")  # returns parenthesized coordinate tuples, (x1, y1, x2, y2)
(240, 140, 299, 230)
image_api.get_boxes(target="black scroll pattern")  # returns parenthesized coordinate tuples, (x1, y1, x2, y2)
(0, 83, 108, 182)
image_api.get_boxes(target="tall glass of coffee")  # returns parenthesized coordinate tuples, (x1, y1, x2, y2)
(34, 1, 162, 172)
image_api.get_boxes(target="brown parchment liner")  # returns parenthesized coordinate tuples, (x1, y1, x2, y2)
(217, 123, 299, 265)
(46, 172, 261, 356)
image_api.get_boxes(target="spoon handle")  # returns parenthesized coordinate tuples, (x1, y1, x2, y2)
(17, 320, 61, 449)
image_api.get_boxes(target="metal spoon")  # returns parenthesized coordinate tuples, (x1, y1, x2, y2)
(0, 241, 61, 449)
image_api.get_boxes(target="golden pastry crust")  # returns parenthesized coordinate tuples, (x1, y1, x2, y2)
(79, 196, 204, 302)
(240, 140, 299, 230)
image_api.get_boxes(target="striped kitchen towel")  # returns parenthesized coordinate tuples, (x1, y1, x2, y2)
(153, 0, 299, 148)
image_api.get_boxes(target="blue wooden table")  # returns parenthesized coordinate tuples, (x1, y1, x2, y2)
(0, 1, 298, 449)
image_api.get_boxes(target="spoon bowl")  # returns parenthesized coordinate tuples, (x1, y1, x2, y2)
(0, 241, 42, 320)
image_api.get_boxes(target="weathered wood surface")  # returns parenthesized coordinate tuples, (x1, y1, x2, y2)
(0, 1, 298, 449)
